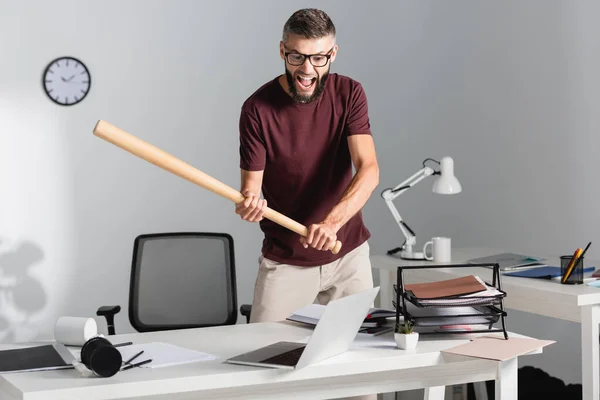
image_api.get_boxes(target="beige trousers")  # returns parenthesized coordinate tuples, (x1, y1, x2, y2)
(250, 241, 374, 323)
(250, 241, 377, 400)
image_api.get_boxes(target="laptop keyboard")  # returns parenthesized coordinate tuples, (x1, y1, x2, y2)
(260, 346, 306, 366)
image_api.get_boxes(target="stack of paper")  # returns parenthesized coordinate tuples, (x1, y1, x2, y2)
(403, 303, 494, 326)
(287, 304, 394, 330)
(404, 275, 504, 306)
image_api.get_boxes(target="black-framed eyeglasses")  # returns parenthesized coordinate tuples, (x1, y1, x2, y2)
(284, 46, 334, 67)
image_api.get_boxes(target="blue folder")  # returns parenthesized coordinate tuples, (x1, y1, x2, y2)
(504, 266, 595, 279)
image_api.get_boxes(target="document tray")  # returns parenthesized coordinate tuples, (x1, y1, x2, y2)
(394, 263, 509, 339)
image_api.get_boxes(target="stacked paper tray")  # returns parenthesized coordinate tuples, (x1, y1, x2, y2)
(397, 302, 503, 327)
(400, 285, 507, 308)
(394, 263, 509, 339)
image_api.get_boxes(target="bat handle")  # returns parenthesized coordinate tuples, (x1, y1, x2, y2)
(331, 240, 343, 255)
(262, 207, 342, 255)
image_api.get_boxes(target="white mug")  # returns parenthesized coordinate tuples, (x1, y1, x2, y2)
(54, 316, 98, 346)
(423, 237, 451, 262)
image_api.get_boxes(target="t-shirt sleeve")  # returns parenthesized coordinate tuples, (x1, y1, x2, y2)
(346, 82, 372, 136)
(239, 109, 266, 171)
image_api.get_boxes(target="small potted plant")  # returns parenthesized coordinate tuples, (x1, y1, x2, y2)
(394, 320, 419, 350)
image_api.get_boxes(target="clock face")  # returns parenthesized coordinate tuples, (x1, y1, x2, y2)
(43, 57, 91, 106)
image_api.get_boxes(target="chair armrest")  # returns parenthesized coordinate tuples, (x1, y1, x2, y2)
(240, 304, 252, 324)
(96, 305, 121, 335)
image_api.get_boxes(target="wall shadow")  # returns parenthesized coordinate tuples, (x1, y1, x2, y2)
(0, 239, 47, 342)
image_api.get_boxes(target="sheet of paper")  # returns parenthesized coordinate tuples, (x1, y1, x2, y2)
(441, 335, 555, 361)
(118, 342, 217, 368)
(463, 277, 504, 297)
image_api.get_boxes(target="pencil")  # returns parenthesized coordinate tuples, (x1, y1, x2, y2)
(562, 248, 583, 283)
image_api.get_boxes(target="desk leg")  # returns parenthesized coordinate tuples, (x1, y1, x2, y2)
(379, 269, 395, 309)
(473, 382, 489, 400)
(423, 386, 444, 400)
(495, 358, 517, 400)
(581, 304, 600, 400)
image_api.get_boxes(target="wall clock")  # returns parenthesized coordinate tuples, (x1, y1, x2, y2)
(42, 56, 91, 106)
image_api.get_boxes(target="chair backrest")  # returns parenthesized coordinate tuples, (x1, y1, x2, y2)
(128, 232, 238, 332)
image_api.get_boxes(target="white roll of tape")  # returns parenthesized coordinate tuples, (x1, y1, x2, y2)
(54, 316, 98, 346)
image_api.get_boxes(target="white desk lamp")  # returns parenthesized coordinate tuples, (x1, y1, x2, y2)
(381, 156, 462, 260)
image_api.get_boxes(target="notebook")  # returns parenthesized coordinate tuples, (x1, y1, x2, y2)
(467, 253, 545, 271)
(0, 344, 76, 373)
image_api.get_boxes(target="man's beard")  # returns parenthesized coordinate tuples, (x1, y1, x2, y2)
(285, 67, 329, 104)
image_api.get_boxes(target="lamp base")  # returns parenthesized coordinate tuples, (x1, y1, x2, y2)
(400, 250, 427, 260)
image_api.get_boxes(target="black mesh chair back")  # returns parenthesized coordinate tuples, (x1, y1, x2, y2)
(128, 232, 237, 332)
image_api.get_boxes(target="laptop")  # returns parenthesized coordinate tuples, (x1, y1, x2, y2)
(225, 287, 380, 370)
(467, 253, 546, 271)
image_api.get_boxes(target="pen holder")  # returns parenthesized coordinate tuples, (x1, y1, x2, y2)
(561, 255, 584, 284)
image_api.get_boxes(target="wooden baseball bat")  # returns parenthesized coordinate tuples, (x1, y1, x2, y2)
(92, 120, 342, 254)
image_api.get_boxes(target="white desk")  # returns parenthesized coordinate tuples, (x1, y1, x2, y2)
(0, 321, 541, 400)
(372, 247, 600, 400)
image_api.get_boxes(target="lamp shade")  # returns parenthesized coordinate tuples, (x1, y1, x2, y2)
(432, 156, 462, 194)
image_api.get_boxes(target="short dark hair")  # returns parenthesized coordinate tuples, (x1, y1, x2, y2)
(282, 9, 336, 42)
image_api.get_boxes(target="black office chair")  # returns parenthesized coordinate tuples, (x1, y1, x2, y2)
(240, 304, 252, 323)
(97, 232, 243, 334)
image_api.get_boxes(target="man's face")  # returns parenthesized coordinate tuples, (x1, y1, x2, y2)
(280, 34, 337, 104)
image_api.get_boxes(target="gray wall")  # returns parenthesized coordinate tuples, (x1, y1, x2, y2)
(1, 0, 598, 388)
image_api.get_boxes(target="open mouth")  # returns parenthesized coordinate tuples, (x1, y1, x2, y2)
(296, 75, 317, 91)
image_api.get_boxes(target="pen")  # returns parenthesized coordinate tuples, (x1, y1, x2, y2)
(122, 358, 152, 371)
(580, 241, 592, 260)
(123, 350, 144, 366)
(113, 342, 133, 348)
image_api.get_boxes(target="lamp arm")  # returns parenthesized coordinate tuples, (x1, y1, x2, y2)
(384, 197, 416, 245)
(387, 166, 435, 200)
(381, 166, 435, 258)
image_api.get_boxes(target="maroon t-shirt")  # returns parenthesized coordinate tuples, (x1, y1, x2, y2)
(239, 73, 372, 266)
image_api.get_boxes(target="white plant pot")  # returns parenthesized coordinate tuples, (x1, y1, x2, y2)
(395, 332, 419, 350)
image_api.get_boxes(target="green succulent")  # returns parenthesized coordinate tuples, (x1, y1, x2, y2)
(396, 320, 414, 334)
